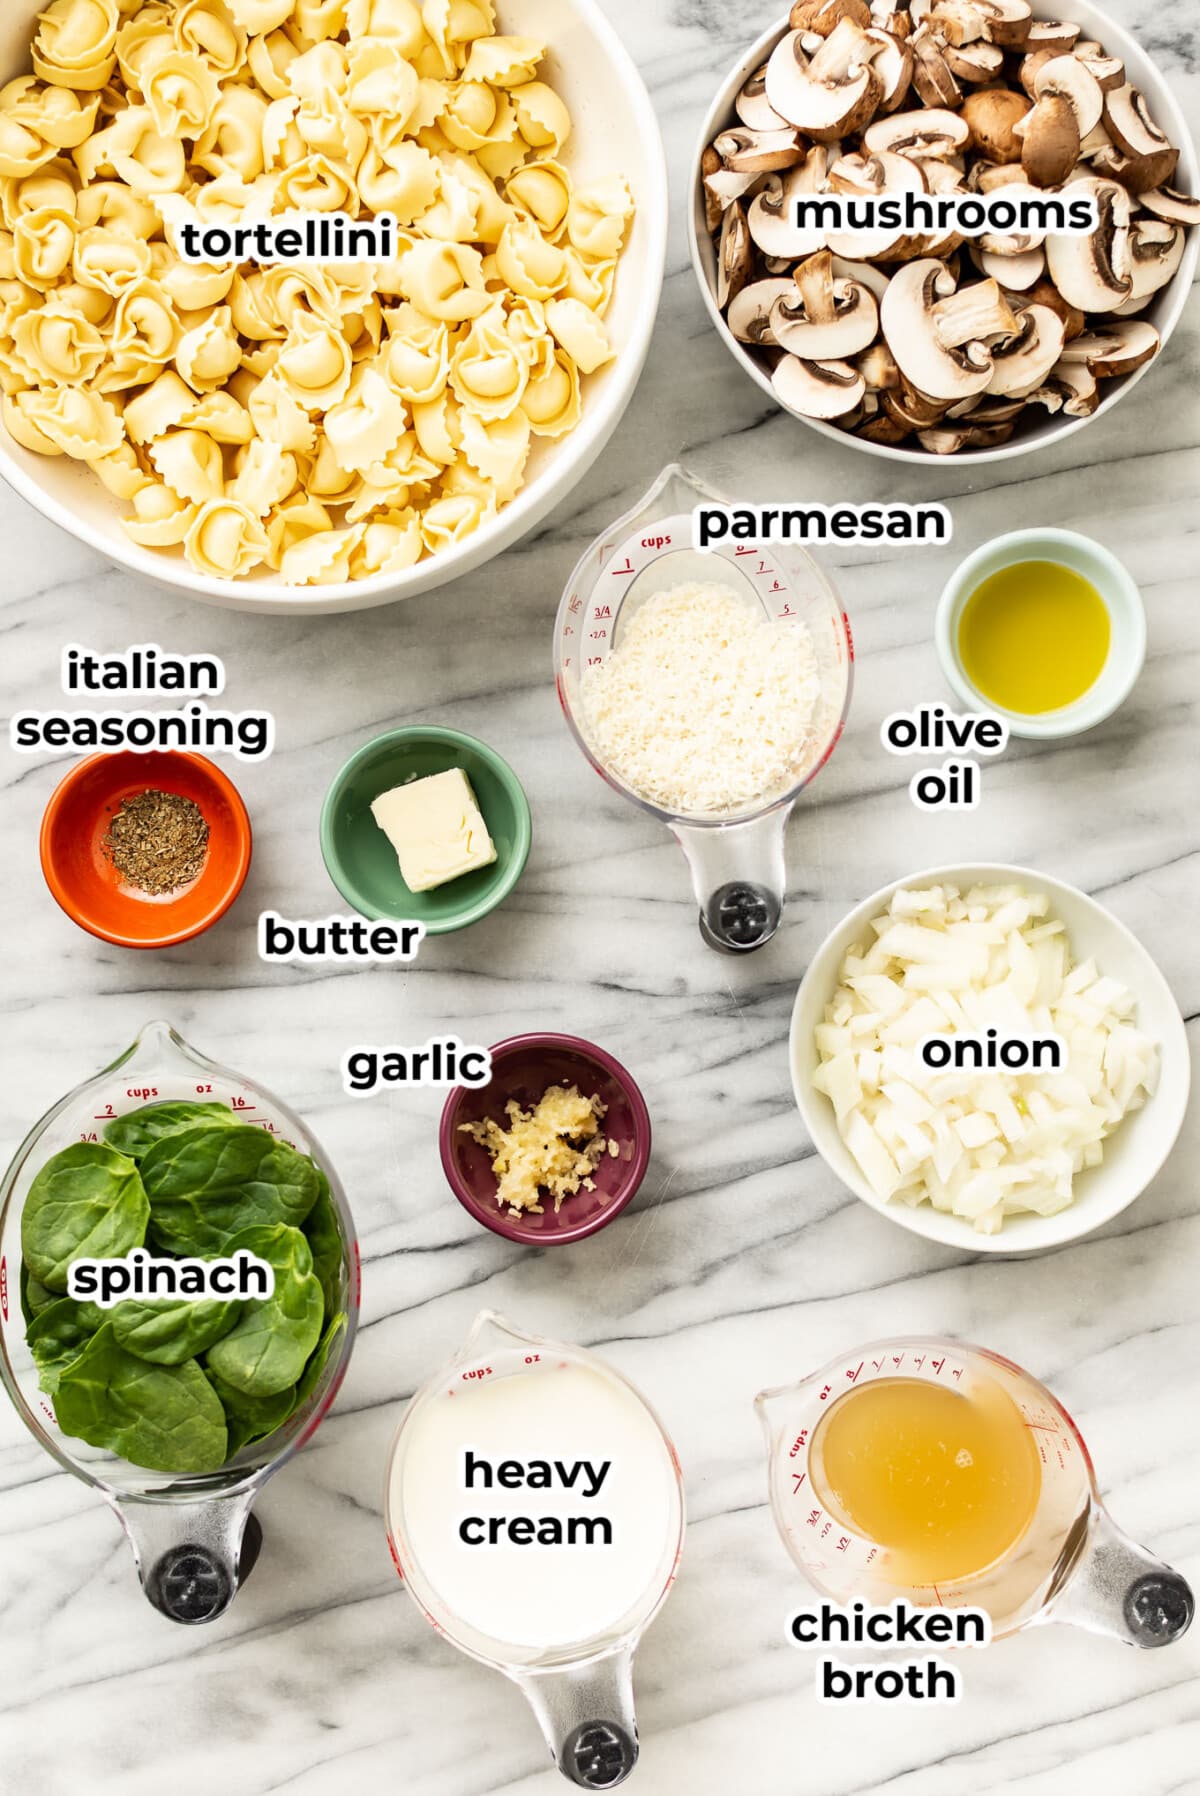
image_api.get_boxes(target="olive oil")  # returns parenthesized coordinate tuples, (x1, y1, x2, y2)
(810, 1375, 1042, 1587)
(958, 560, 1111, 715)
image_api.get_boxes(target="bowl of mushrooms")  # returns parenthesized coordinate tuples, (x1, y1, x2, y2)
(690, 0, 1199, 460)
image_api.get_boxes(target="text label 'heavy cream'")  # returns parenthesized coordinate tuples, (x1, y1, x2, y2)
(459, 1450, 614, 1547)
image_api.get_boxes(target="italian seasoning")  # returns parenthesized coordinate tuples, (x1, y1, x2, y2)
(103, 789, 209, 896)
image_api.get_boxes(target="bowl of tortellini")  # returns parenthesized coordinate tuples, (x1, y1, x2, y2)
(0, 0, 668, 611)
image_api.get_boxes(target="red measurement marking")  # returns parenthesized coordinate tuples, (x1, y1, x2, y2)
(952, 1367, 963, 1380)
(792, 1472, 807, 1494)
(757, 562, 771, 575)
(912, 1355, 925, 1369)
(568, 595, 582, 614)
(806, 1510, 821, 1527)
(818, 1383, 832, 1401)
(735, 546, 757, 556)
(932, 1357, 945, 1375)
(872, 1357, 885, 1371)
(846, 1361, 863, 1383)
(611, 559, 634, 576)
(843, 612, 855, 658)
(0, 1256, 7, 1323)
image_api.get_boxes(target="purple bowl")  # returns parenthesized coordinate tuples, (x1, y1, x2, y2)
(440, 1034, 653, 1245)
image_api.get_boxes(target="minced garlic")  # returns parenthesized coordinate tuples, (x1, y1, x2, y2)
(462, 1085, 608, 1216)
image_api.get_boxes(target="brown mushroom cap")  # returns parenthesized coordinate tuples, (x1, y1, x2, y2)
(1021, 93, 1081, 188)
(1033, 54, 1104, 136)
(714, 125, 806, 173)
(1058, 318, 1159, 375)
(963, 87, 1032, 162)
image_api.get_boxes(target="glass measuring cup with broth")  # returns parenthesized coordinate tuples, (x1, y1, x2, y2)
(758, 1339, 1192, 1646)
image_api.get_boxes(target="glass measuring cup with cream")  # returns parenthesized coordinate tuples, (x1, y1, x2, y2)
(554, 464, 853, 953)
(385, 1312, 684, 1789)
(758, 1338, 1193, 1647)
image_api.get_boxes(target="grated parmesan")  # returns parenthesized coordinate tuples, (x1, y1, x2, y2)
(579, 582, 821, 815)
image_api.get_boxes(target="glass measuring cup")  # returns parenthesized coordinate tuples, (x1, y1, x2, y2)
(554, 464, 853, 952)
(0, 1020, 359, 1624)
(385, 1311, 685, 1788)
(757, 1337, 1193, 1647)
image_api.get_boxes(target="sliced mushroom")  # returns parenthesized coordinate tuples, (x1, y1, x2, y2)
(714, 125, 807, 173)
(979, 243, 1045, 288)
(766, 19, 884, 141)
(701, 145, 725, 232)
(826, 146, 925, 255)
(910, 27, 961, 106)
(1114, 217, 1184, 310)
(736, 64, 790, 131)
(857, 410, 911, 442)
(704, 159, 763, 211)
(918, 420, 1016, 449)
(1033, 54, 1104, 137)
(1141, 186, 1200, 226)
(949, 393, 1026, 422)
(885, 380, 952, 426)
(1025, 18, 1080, 51)
(1091, 142, 1178, 196)
(727, 277, 797, 344)
(717, 202, 753, 309)
(1021, 93, 1081, 188)
(927, 0, 987, 44)
(1045, 175, 1132, 310)
(974, 159, 1028, 191)
(1100, 86, 1179, 191)
(1019, 47, 1058, 97)
(1027, 358, 1099, 413)
(944, 39, 1003, 80)
(1025, 275, 1084, 339)
(973, 0, 1032, 47)
(881, 260, 1014, 400)
(770, 247, 882, 355)
(864, 105, 969, 159)
(790, 0, 872, 33)
(866, 25, 914, 109)
(986, 302, 1065, 394)
(962, 87, 1029, 162)
(857, 338, 901, 387)
(1078, 120, 1112, 158)
(1058, 317, 1159, 376)
(978, 183, 1049, 254)
(1073, 43, 1124, 93)
(772, 352, 867, 415)
(830, 254, 892, 301)
(746, 156, 831, 258)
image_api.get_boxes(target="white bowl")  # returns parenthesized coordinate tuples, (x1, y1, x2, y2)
(689, 0, 1200, 466)
(790, 863, 1191, 1253)
(935, 527, 1147, 738)
(0, 0, 668, 614)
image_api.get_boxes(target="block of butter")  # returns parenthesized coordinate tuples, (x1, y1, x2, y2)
(370, 768, 497, 893)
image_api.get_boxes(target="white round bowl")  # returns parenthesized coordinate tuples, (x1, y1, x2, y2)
(936, 527, 1147, 738)
(790, 863, 1191, 1253)
(689, 0, 1200, 466)
(0, 0, 668, 614)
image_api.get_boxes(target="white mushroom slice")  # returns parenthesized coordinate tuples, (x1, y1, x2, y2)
(865, 26, 914, 110)
(770, 248, 881, 356)
(910, 28, 961, 106)
(1029, 358, 1099, 414)
(973, 0, 1032, 49)
(1101, 86, 1179, 191)
(975, 160, 1027, 191)
(1025, 18, 1080, 51)
(951, 393, 1026, 422)
(767, 18, 886, 142)
(726, 277, 798, 344)
(736, 64, 790, 131)
(881, 260, 1011, 400)
(962, 88, 1030, 162)
(864, 106, 970, 159)
(1114, 218, 1184, 309)
(1058, 318, 1159, 376)
(747, 159, 830, 258)
(1046, 176, 1132, 310)
(1033, 54, 1104, 136)
(980, 243, 1045, 288)
(1091, 142, 1178, 196)
(986, 302, 1065, 394)
(1073, 44, 1124, 92)
(830, 254, 892, 302)
(977, 182, 1049, 252)
(790, 0, 873, 33)
(717, 202, 753, 309)
(928, 0, 987, 44)
(1139, 186, 1200, 227)
(1079, 121, 1112, 158)
(857, 339, 900, 388)
(918, 420, 1015, 450)
(1019, 47, 1058, 97)
(1021, 94, 1081, 187)
(714, 125, 806, 173)
(944, 39, 1003, 80)
(826, 147, 926, 255)
(705, 163, 763, 210)
(772, 353, 866, 416)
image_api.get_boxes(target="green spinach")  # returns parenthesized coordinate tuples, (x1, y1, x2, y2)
(295, 1312, 348, 1411)
(142, 1126, 320, 1256)
(54, 1324, 228, 1474)
(206, 1225, 324, 1397)
(206, 1372, 296, 1459)
(103, 1101, 240, 1160)
(26, 1297, 103, 1393)
(303, 1172, 344, 1319)
(20, 1264, 56, 1326)
(111, 1294, 242, 1366)
(22, 1143, 149, 1292)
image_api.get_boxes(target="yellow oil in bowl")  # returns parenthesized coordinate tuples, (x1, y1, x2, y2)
(958, 561, 1111, 716)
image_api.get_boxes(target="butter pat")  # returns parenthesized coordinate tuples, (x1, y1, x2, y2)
(370, 768, 497, 893)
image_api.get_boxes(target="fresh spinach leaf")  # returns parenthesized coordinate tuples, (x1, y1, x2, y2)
(54, 1323, 228, 1474)
(26, 1297, 103, 1394)
(206, 1372, 296, 1459)
(22, 1143, 149, 1293)
(111, 1294, 242, 1366)
(303, 1171, 344, 1319)
(205, 1225, 324, 1398)
(141, 1126, 320, 1256)
(104, 1101, 240, 1160)
(20, 1263, 56, 1326)
(295, 1312, 348, 1412)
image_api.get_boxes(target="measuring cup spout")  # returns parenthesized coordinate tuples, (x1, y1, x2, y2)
(514, 1646, 640, 1789)
(1047, 1506, 1194, 1649)
(672, 809, 790, 953)
(115, 1487, 260, 1625)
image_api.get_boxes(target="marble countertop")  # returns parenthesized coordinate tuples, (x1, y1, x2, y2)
(1, 0, 1198, 1790)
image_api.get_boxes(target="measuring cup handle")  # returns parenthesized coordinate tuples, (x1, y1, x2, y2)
(1048, 1506, 1194, 1649)
(514, 1648, 640, 1788)
(115, 1490, 260, 1625)
(672, 808, 791, 954)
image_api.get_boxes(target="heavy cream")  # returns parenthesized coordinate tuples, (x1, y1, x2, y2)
(390, 1359, 680, 1654)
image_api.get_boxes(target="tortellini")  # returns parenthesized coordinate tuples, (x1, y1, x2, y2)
(0, 0, 634, 583)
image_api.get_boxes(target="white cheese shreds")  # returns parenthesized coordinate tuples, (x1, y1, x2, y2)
(812, 883, 1160, 1235)
(579, 582, 821, 815)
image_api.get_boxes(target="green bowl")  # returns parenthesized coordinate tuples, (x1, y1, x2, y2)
(320, 727, 532, 934)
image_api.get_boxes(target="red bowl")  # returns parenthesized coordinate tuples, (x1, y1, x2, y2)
(40, 752, 252, 949)
(440, 1034, 653, 1245)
